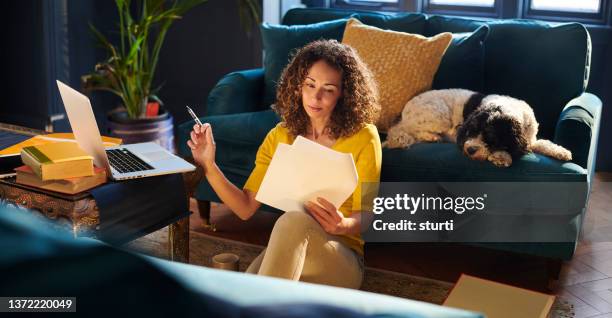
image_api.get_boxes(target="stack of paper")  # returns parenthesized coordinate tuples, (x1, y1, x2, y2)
(443, 274, 555, 318)
(256, 136, 358, 213)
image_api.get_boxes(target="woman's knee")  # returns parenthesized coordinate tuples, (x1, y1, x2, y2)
(246, 249, 266, 274)
(272, 211, 319, 235)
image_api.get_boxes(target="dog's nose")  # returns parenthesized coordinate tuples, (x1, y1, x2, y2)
(466, 146, 478, 155)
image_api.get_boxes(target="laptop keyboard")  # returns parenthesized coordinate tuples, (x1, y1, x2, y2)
(106, 148, 154, 173)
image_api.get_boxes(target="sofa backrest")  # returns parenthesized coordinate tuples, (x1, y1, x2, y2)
(281, 8, 591, 140)
(425, 16, 591, 140)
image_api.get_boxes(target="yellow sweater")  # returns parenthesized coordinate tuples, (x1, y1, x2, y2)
(243, 123, 382, 255)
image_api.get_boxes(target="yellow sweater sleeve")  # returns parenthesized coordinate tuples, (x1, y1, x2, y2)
(243, 127, 278, 194)
(350, 125, 382, 213)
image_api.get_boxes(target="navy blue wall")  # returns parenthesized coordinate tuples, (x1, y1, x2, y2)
(1, 1, 49, 129)
(0, 0, 261, 135)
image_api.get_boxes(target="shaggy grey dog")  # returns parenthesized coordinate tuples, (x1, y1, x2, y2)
(383, 89, 572, 167)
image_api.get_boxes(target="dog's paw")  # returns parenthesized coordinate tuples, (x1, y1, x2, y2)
(531, 139, 573, 161)
(414, 131, 442, 143)
(382, 134, 415, 149)
(488, 151, 512, 168)
(557, 148, 573, 161)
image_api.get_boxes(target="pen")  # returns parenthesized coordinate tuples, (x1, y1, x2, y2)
(186, 105, 205, 130)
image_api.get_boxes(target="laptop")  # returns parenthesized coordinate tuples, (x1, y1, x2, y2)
(56, 80, 195, 180)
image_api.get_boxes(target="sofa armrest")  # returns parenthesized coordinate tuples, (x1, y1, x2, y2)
(206, 68, 266, 116)
(554, 92, 602, 177)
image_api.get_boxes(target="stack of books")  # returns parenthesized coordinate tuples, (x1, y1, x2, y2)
(15, 142, 107, 194)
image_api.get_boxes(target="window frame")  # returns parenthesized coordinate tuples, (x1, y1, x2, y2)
(522, 0, 610, 25)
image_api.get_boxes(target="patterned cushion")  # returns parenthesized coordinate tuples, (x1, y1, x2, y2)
(341, 18, 452, 131)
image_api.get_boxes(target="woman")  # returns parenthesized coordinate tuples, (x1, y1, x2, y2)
(187, 39, 381, 289)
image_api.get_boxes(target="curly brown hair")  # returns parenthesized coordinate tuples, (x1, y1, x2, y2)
(273, 39, 380, 139)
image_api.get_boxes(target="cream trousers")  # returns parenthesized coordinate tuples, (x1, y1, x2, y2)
(246, 211, 364, 289)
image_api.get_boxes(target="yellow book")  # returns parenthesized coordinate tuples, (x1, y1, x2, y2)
(443, 274, 555, 318)
(0, 133, 122, 157)
(20, 142, 94, 181)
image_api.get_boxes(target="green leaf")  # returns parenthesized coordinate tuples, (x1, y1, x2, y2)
(127, 36, 145, 64)
(86, 0, 208, 119)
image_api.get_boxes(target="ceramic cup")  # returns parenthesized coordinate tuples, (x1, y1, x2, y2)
(212, 253, 240, 271)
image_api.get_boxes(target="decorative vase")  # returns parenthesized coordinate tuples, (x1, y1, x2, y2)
(107, 107, 175, 153)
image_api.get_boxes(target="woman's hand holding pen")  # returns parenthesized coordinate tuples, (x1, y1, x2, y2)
(305, 197, 356, 235)
(187, 123, 216, 174)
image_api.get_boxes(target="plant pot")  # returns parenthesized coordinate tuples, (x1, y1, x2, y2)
(107, 107, 175, 153)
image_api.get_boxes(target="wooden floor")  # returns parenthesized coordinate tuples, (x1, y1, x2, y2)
(189, 172, 612, 317)
(555, 173, 612, 318)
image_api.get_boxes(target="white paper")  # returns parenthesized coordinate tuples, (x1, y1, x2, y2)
(255, 136, 358, 213)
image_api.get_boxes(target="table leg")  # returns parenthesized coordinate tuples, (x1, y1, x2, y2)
(197, 199, 216, 231)
(182, 157, 216, 231)
(168, 216, 190, 263)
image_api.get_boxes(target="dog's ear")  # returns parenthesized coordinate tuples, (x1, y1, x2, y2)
(457, 108, 489, 148)
(463, 92, 485, 121)
(486, 115, 529, 158)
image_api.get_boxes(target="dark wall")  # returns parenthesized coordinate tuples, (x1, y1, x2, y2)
(1, 1, 48, 129)
(589, 28, 612, 172)
(0, 0, 119, 132)
(63, 1, 120, 133)
(155, 0, 263, 125)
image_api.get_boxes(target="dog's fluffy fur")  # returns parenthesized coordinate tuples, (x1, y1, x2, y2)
(383, 89, 572, 167)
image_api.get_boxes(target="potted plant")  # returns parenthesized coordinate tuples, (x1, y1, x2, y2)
(82, 0, 260, 152)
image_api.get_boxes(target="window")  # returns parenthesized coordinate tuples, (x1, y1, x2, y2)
(530, 0, 600, 13)
(422, 0, 500, 17)
(429, 0, 494, 7)
(524, 0, 608, 24)
(331, 0, 403, 11)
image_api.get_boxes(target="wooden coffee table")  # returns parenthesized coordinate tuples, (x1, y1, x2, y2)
(0, 177, 191, 262)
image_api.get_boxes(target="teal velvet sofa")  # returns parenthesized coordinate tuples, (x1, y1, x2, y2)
(177, 8, 602, 264)
(0, 204, 483, 318)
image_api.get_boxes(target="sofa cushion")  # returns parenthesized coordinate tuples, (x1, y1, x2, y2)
(282, 8, 427, 34)
(425, 15, 487, 35)
(342, 18, 452, 131)
(260, 19, 348, 106)
(483, 20, 590, 140)
(381, 143, 587, 182)
(282, 7, 357, 25)
(426, 15, 590, 140)
(432, 25, 489, 92)
(352, 11, 427, 33)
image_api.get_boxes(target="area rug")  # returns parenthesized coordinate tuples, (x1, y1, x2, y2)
(126, 228, 574, 317)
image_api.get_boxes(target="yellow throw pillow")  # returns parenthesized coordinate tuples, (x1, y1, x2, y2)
(342, 18, 452, 131)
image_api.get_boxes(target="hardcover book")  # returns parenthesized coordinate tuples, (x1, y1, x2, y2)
(15, 165, 106, 194)
(20, 142, 94, 180)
